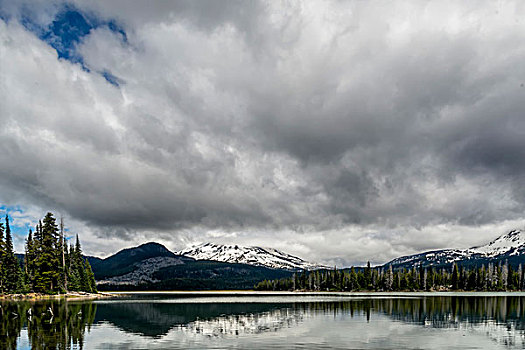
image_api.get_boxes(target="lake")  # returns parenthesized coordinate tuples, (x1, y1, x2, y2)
(2, 292, 525, 349)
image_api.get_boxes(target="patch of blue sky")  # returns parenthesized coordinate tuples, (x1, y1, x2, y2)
(0, 204, 75, 252)
(0, 204, 33, 251)
(18, 4, 127, 86)
(0, 9, 9, 23)
(102, 70, 121, 87)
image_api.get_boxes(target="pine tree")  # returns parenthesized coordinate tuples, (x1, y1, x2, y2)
(75, 236, 88, 291)
(502, 260, 509, 290)
(451, 263, 459, 290)
(58, 217, 67, 291)
(24, 229, 37, 288)
(365, 261, 372, 289)
(84, 259, 97, 293)
(350, 267, 358, 290)
(65, 235, 96, 293)
(419, 264, 425, 289)
(518, 264, 523, 290)
(426, 268, 434, 291)
(479, 265, 487, 290)
(34, 213, 61, 293)
(488, 263, 494, 289)
(0, 221, 6, 293)
(67, 241, 81, 291)
(34, 220, 42, 243)
(386, 265, 393, 291)
(497, 262, 503, 290)
(4, 215, 23, 293)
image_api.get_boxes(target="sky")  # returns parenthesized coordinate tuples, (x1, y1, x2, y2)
(1, 1, 525, 266)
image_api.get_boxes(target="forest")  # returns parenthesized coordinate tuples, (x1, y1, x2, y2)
(0, 212, 96, 295)
(255, 261, 525, 292)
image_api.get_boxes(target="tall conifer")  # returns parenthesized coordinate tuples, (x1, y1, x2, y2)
(4, 215, 23, 292)
(0, 221, 6, 293)
(34, 213, 61, 293)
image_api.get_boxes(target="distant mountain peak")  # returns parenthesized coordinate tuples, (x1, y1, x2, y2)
(470, 229, 525, 257)
(386, 228, 525, 269)
(136, 242, 172, 251)
(177, 242, 327, 270)
(116, 242, 174, 257)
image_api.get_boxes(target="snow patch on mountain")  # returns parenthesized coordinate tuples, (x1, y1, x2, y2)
(470, 229, 525, 257)
(386, 229, 525, 268)
(177, 243, 327, 270)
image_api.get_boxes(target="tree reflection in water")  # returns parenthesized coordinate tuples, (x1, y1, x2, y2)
(1, 295, 525, 349)
(0, 300, 96, 350)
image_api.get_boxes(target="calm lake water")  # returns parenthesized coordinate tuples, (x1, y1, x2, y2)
(2, 292, 525, 349)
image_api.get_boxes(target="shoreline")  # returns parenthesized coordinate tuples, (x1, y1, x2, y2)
(102, 290, 525, 297)
(4, 290, 525, 301)
(0, 291, 115, 301)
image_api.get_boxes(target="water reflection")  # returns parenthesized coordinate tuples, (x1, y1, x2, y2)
(0, 300, 96, 350)
(176, 307, 303, 337)
(2, 295, 525, 349)
(374, 297, 525, 329)
(93, 302, 293, 337)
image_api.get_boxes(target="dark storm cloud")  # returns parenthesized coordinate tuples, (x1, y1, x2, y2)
(2, 0, 525, 262)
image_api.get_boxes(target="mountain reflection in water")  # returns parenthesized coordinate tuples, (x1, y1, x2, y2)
(2, 295, 525, 349)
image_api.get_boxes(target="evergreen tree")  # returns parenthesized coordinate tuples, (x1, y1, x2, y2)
(502, 260, 509, 290)
(85, 260, 97, 293)
(426, 268, 434, 291)
(33, 213, 61, 293)
(0, 221, 6, 293)
(518, 264, 523, 290)
(2, 212, 98, 295)
(67, 243, 78, 291)
(4, 215, 23, 293)
(385, 265, 393, 291)
(24, 229, 37, 288)
(451, 263, 459, 290)
(58, 217, 67, 291)
(76, 236, 88, 291)
(365, 261, 372, 289)
(419, 264, 424, 289)
(392, 271, 398, 290)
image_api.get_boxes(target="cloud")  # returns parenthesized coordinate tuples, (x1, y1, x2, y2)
(1, 1, 525, 264)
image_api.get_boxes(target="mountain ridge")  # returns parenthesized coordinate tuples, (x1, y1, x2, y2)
(88, 242, 293, 290)
(84, 227, 525, 290)
(88, 242, 192, 280)
(385, 228, 525, 269)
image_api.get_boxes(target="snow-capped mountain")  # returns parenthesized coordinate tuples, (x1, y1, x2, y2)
(470, 229, 525, 256)
(177, 243, 327, 270)
(386, 229, 525, 269)
(91, 242, 293, 289)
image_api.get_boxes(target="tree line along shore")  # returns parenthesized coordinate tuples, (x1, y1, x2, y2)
(0, 212, 97, 296)
(255, 261, 525, 292)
